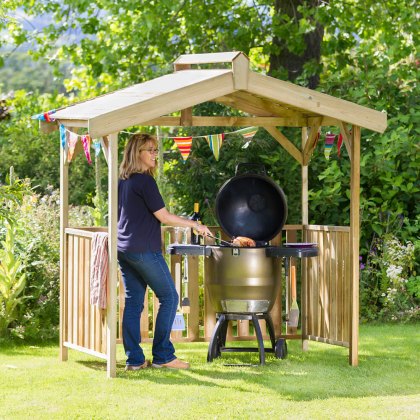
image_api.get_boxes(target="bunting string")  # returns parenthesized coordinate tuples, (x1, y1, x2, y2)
(32, 110, 352, 166)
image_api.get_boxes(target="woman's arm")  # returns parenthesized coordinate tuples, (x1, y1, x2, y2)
(154, 207, 212, 237)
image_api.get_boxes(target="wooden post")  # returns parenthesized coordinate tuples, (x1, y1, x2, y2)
(301, 127, 309, 351)
(59, 135, 69, 361)
(349, 126, 360, 366)
(107, 132, 118, 378)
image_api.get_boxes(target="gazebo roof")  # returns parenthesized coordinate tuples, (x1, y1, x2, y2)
(44, 52, 387, 139)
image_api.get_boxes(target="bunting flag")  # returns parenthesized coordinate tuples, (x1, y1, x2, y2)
(81, 135, 92, 164)
(205, 133, 225, 161)
(93, 139, 102, 157)
(31, 110, 56, 121)
(235, 126, 258, 140)
(324, 133, 336, 160)
(337, 133, 343, 158)
(59, 124, 67, 150)
(68, 132, 79, 162)
(173, 136, 193, 161)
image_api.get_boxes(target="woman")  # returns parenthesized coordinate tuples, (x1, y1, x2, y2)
(118, 133, 211, 371)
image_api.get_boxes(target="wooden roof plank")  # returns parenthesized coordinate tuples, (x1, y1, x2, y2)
(87, 72, 235, 138)
(174, 51, 243, 65)
(53, 70, 231, 122)
(248, 72, 387, 133)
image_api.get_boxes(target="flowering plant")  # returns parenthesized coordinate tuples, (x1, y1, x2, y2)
(360, 233, 419, 322)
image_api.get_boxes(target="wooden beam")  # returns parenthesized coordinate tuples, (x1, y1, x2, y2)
(142, 116, 307, 127)
(338, 120, 352, 158)
(303, 118, 322, 165)
(174, 51, 243, 65)
(301, 127, 309, 224)
(248, 72, 387, 133)
(56, 119, 89, 128)
(40, 120, 58, 133)
(232, 53, 249, 89)
(106, 132, 118, 378)
(180, 108, 193, 126)
(264, 126, 303, 164)
(101, 136, 109, 165)
(214, 91, 305, 118)
(59, 133, 69, 362)
(301, 127, 309, 352)
(349, 125, 360, 367)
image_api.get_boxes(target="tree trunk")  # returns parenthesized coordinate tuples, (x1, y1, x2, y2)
(269, 0, 325, 89)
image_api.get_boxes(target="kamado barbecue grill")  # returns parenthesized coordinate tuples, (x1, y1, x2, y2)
(168, 164, 318, 365)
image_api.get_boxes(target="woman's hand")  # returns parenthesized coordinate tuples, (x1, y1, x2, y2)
(194, 222, 212, 238)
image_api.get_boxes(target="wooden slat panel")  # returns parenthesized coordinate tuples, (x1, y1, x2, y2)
(140, 291, 150, 341)
(269, 230, 285, 337)
(330, 230, 337, 342)
(67, 235, 74, 343)
(94, 306, 101, 353)
(72, 238, 79, 344)
(303, 226, 351, 348)
(187, 255, 200, 341)
(118, 271, 124, 341)
(204, 257, 216, 341)
(83, 237, 91, 348)
(77, 237, 85, 346)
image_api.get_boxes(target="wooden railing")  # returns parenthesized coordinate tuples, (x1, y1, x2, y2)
(62, 224, 351, 360)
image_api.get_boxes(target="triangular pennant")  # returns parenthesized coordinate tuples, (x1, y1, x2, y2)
(205, 134, 225, 161)
(59, 124, 67, 149)
(324, 133, 336, 160)
(93, 139, 102, 157)
(337, 133, 343, 158)
(81, 135, 92, 164)
(173, 136, 193, 161)
(235, 126, 258, 140)
(68, 132, 79, 162)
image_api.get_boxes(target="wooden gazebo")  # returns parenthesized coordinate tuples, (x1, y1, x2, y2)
(40, 52, 386, 377)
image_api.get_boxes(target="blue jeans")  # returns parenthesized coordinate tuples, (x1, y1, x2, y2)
(117, 250, 179, 366)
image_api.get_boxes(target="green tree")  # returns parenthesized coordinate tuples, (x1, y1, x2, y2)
(1, 0, 418, 232)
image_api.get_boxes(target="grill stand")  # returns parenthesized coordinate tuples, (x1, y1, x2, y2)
(207, 312, 287, 365)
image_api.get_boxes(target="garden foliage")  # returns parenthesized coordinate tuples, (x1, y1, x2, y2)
(0, 179, 93, 340)
(0, 1, 418, 336)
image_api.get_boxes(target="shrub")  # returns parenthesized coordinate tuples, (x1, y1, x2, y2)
(0, 180, 94, 341)
(360, 227, 419, 322)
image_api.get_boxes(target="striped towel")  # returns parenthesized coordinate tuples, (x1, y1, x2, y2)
(90, 232, 108, 309)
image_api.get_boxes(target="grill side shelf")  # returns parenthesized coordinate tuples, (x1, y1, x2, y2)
(166, 244, 211, 256)
(265, 246, 319, 258)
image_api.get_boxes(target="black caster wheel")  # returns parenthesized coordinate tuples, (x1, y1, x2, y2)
(275, 338, 288, 359)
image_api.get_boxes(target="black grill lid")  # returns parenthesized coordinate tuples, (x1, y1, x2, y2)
(215, 164, 288, 242)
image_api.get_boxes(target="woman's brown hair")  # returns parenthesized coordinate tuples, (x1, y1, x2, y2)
(119, 133, 158, 179)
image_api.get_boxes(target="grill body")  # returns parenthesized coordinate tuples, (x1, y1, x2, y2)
(206, 246, 281, 313)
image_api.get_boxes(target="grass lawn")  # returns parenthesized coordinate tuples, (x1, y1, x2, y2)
(1, 323, 419, 419)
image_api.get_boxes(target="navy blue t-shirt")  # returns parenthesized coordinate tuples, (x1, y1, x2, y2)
(117, 173, 165, 252)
